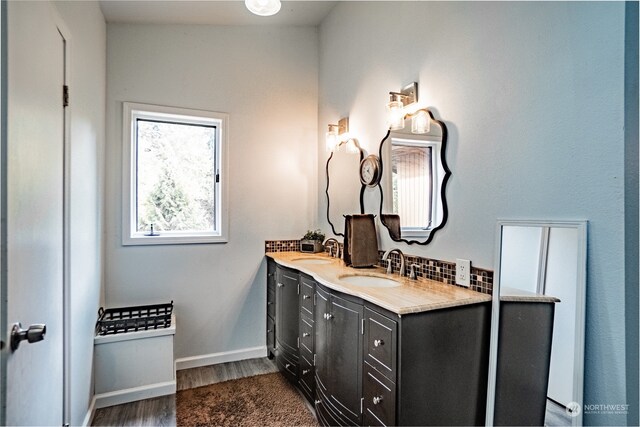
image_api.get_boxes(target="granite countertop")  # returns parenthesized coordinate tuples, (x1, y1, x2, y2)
(266, 251, 491, 315)
(500, 286, 560, 303)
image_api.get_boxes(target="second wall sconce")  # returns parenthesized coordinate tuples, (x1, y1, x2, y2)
(325, 117, 350, 152)
(386, 82, 431, 134)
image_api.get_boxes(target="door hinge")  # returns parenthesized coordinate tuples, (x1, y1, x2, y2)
(297, 336, 299, 348)
(314, 293, 317, 306)
(361, 318, 365, 335)
(360, 397, 364, 414)
(313, 353, 316, 366)
(297, 283, 300, 295)
(63, 85, 69, 107)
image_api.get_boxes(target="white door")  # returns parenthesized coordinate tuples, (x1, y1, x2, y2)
(5, 1, 66, 424)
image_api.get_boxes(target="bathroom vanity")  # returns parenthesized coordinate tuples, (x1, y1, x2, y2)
(266, 252, 492, 426)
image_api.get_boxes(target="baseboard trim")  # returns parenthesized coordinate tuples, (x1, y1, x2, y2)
(175, 346, 267, 371)
(82, 396, 96, 427)
(94, 380, 176, 409)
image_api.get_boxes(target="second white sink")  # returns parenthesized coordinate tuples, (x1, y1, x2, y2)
(339, 274, 401, 288)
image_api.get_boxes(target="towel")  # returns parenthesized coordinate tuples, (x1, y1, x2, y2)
(381, 214, 401, 240)
(348, 214, 379, 268)
(343, 215, 352, 266)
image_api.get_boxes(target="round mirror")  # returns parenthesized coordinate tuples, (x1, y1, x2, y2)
(377, 109, 450, 244)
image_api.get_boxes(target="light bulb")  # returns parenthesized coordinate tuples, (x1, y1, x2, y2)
(326, 126, 338, 152)
(245, 0, 281, 16)
(386, 99, 405, 130)
(411, 110, 430, 134)
(345, 139, 359, 154)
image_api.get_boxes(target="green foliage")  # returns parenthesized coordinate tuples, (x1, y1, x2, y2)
(302, 229, 325, 242)
(136, 120, 216, 233)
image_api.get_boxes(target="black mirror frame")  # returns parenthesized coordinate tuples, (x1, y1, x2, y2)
(325, 140, 365, 237)
(377, 110, 451, 245)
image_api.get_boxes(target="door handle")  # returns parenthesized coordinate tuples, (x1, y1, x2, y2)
(10, 323, 46, 352)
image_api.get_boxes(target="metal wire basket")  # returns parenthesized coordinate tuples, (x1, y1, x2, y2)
(95, 301, 173, 335)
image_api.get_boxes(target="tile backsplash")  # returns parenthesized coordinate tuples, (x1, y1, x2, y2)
(265, 240, 300, 252)
(264, 239, 493, 295)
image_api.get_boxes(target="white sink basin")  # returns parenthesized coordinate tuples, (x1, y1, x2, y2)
(291, 257, 333, 265)
(339, 274, 401, 288)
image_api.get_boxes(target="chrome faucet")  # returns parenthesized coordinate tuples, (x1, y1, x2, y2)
(382, 248, 405, 277)
(323, 238, 341, 258)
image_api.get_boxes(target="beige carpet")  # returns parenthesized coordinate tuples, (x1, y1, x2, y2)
(177, 372, 318, 426)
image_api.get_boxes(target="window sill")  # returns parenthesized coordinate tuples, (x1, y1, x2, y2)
(122, 234, 228, 246)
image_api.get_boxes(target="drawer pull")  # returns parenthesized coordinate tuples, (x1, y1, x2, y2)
(302, 369, 311, 375)
(267, 301, 273, 305)
(324, 313, 333, 320)
(373, 339, 384, 347)
(277, 283, 284, 288)
(267, 329, 272, 333)
(303, 295, 311, 300)
(285, 363, 291, 369)
(372, 396, 383, 405)
(303, 332, 310, 337)
(268, 273, 274, 277)
(315, 400, 321, 405)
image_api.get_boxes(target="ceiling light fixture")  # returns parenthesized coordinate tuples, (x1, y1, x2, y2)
(245, 0, 281, 16)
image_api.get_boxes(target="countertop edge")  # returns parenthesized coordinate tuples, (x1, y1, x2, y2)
(266, 252, 491, 315)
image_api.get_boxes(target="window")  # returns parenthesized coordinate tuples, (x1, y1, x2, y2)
(390, 137, 438, 237)
(122, 102, 228, 245)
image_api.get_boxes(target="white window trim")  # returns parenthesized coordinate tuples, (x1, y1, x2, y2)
(121, 102, 229, 246)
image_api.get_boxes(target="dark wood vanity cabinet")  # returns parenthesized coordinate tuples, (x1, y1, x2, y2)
(315, 284, 364, 426)
(267, 259, 491, 427)
(266, 260, 276, 359)
(275, 265, 300, 383)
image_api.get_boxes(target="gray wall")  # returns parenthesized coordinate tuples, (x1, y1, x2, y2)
(52, 1, 106, 425)
(317, 2, 627, 425)
(105, 24, 318, 362)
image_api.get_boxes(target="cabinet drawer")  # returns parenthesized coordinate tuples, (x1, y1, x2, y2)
(299, 352, 315, 403)
(300, 314, 314, 355)
(266, 316, 275, 352)
(363, 362, 396, 427)
(300, 275, 315, 316)
(267, 260, 276, 293)
(267, 288, 275, 318)
(364, 307, 397, 382)
(276, 349, 298, 385)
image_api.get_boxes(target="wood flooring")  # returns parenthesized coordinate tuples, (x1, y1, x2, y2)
(91, 357, 277, 426)
(92, 357, 568, 426)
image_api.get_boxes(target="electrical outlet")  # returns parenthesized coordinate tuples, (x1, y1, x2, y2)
(456, 259, 471, 287)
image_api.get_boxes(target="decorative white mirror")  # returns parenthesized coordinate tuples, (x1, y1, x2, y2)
(486, 220, 587, 426)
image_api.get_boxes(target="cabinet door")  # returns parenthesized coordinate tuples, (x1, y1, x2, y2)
(314, 286, 330, 394)
(276, 266, 299, 355)
(328, 293, 364, 425)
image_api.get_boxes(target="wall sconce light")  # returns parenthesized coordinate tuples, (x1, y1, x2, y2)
(245, 0, 281, 16)
(325, 117, 349, 152)
(386, 82, 418, 130)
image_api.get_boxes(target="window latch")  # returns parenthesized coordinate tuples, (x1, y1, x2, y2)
(144, 223, 160, 237)
(216, 169, 220, 183)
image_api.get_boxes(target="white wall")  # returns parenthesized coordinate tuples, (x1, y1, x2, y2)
(51, 1, 106, 425)
(318, 2, 626, 425)
(105, 24, 318, 361)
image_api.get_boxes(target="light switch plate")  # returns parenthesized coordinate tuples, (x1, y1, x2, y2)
(456, 259, 471, 287)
